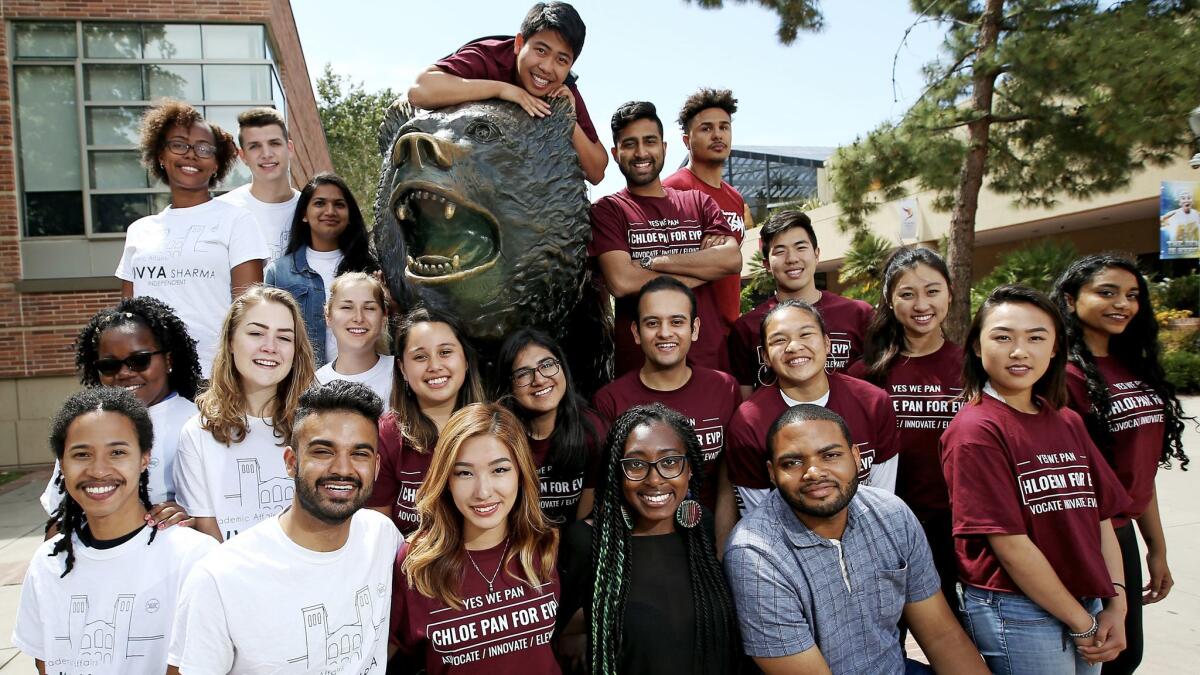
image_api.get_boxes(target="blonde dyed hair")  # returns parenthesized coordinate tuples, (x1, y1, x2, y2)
(197, 285, 316, 444)
(401, 403, 558, 609)
(324, 272, 391, 355)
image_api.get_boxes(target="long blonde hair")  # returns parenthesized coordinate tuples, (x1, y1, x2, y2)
(402, 403, 558, 609)
(197, 285, 316, 444)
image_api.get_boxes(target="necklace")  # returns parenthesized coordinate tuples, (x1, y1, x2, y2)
(465, 537, 510, 593)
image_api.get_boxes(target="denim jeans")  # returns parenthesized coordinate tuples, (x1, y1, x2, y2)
(960, 584, 1102, 675)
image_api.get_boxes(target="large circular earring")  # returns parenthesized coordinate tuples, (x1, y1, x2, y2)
(675, 498, 702, 529)
(757, 365, 778, 388)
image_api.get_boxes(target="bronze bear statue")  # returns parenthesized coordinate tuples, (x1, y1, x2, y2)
(373, 96, 611, 395)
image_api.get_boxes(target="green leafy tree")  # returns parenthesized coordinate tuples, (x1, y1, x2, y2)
(826, 1, 1200, 340)
(969, 239, 1078, 312)
(740, 250, 775, 312)
(838, 230, 894, 306)
(685, 0, 824, 44)
(315, 64, 398, 226)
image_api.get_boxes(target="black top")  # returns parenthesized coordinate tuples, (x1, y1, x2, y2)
(559, 520, 721, 675)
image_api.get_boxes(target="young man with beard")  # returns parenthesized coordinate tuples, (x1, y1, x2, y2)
(663, 88, 753, 359)
(407, 1, 607, 184)
(216, 108, 299, 265)
(725, 405, 987, 675)
(728, 211, 872, 399)
(593, 276, 740, 548)
(591, 100, 743, 376)
(168, 381, 401, 674)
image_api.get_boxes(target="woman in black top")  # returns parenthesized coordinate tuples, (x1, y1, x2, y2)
(557, 403, 739, 675)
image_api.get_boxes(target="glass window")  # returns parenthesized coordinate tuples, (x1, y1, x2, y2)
(146, 64, 203, 101)
(87, 107, 145, 146)
(91, 195, 153, 233)
(90, 152, 148, 190)
(83, 23, 142, 59)
(203, 106, 253, 189)
(14, 23, 77, 58)
(142, 24, 202, 59)
(25, 192, 85, 237)
(272, 71, 288, 118)
(85, 65, 144, 101)
(14, 67, 82, 192)
(203, 65, 271, 101)
(202, 24, 264, 59)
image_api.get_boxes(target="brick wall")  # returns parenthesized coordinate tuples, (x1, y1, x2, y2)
(0, 1, 330, 379)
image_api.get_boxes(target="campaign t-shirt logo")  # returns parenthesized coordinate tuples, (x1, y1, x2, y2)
(1016, 452, 1097, 515)
(890, 383, 964, 430)
(427, 584, 558, 667)
(692, 416, 725, 463)
(827, 332, 853, 369)
(397, 481, 422, 526)
(294, 586, 384, 672)
(51, 594, 161, 669)
(722, 209, 745, 236)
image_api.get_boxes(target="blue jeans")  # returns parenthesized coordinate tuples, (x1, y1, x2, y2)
(959, 585, 1102, 675)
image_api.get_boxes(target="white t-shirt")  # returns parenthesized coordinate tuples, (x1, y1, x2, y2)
(173, 415, 291, 541)
(217, 184, 300, 265)
(13, 525, 216, 674)
(40, 394, 200, 515)
(316, 354, 395, 409)
(168, 510, 402, 674)
(306, 247, 344, 363)
(115, 200, 270, 378)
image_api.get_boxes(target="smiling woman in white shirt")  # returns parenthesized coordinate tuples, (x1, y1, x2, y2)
(116, 100, 269, 377)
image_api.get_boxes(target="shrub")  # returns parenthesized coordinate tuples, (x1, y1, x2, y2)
(971, 239, 1078, 313)
(1162, 350, 1200, 393)
(1153, 273, 1200, 315)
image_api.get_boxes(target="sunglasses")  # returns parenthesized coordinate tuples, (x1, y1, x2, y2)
(94, 350, 167, 377)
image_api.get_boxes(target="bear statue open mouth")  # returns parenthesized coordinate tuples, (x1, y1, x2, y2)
(390, 182, 501, 285)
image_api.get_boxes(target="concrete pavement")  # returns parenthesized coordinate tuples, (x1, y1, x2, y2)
(2, 401, 1199, 673)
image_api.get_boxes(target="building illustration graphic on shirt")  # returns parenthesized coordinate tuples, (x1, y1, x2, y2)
(55, 594, 162, 665)
(291, 586, 383, 672)
(225, 458, 293, 511)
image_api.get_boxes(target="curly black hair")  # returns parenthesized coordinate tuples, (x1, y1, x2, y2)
(75, 297, 203, 401)
(47, 387, 156, 577)
(677, 87, 737, 132)
(139, 99, 237, 187)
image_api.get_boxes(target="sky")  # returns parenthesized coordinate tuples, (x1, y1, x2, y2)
(290, 0, 948, 198)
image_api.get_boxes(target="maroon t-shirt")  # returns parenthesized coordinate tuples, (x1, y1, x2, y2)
(847, 342, 965, 515)
(940, 395, 1131, 598)
(662, 168, 747, 335)
(592, 366, 740, 509)
(528, 409, 606, 526)
(589, 187, 736, 375)
(1066, 358, 1166, 526)
(391, 540, 561, 675)
(725, 372, 900, 490)
(367, 411, 435, 535)
(727, 292, 873, 387)
(434, 37, 599, 144)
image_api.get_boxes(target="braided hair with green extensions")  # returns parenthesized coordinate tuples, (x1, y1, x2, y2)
(589, 403, 739, 674)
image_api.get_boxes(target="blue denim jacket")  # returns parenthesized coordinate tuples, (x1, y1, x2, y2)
(265, 247, 328, 366)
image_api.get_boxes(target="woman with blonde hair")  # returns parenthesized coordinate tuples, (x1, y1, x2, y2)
(173, 285, 316, 542)
(390, 403, 560, 674)
(314, 272, 393, 405)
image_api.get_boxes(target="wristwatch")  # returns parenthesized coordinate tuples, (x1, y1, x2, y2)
(640, 255, 655, 271)
(1067, 614, 1099, 639)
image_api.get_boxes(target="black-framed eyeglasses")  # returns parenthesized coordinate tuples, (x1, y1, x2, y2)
(619, 454, 688, 481)
(94, 350, 167, 377)
(165, 139, 217, 159)
(512, 358, 561, 387)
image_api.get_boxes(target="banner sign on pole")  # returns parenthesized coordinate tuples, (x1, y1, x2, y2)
(1160, 180, 1200, 259)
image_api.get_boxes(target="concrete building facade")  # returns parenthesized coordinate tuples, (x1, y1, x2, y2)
(1, 1, 330, 467)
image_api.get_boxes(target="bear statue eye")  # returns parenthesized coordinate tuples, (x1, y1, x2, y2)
(465, 121, 502, 143)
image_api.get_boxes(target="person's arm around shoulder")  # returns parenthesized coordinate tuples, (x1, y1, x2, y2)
(903, 594, 989, 673)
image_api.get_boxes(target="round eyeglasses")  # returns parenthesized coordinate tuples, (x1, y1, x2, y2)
(512, 358, 561, 387)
